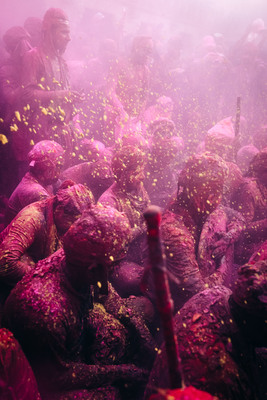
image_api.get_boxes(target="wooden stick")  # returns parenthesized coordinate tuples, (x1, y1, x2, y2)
(144, 206, 184, 389)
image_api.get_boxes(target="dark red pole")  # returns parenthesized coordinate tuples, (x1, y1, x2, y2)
(144, 206, 184, 389)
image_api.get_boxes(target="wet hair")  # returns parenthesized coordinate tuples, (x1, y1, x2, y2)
(63, 205, 131, 266)
(148, 118, 176, 139)
(54, 183, 94, 215)
(28, 140, 64, 165)
(236, 144, 259, 174)
(178, 152, 228, 193)
(3, 26, 31, 55)
(79, 139, 106, 162)
(205, 131, 234, 160)
(42, 8, 69, 32)
(112, 145, 146, 181)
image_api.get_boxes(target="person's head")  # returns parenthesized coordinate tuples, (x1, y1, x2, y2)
(88, 157, 114, 199)
(155, 96, 174, 118)
(178, 152, 228, 215)
(3, 26, 31, 58)
(28, 140, 65, 185)
(247, 147, 267, 185)
(205, 131, 234, 161)
(148, 119, 180, 166)
(205, 117, 235, 161)
(63, 204, 131, 272)
(233, 259, 267, 315)
(53, 183, 94, 235)
(112, 145, 146, 190)
(236, 144, 259, 175)
(79, 139, 106, 162)
(131, 36, 153, 65)
(150, 135, 184, 166)
(148, 118, 176, 140)
(232, 259, 267, 346)
(120, 133, 149, 152)
(42, 8, 70, 54)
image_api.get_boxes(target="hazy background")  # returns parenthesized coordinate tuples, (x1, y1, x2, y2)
(1, 0, 267, 45)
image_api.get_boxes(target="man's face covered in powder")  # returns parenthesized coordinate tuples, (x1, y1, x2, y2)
(52, 22, 71, 54)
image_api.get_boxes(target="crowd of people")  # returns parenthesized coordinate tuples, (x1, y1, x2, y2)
(0, 6, 266, 400)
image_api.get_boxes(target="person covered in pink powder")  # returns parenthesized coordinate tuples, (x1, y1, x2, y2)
(145, 258, 267, 400)
(60, 139, 114, 201)
(4, 140, 65, 226)
(98, 145, 149, 265)
(105, 36, 153, 142)
(0, 25, 32, 194)
(142, 153, 245, 312)
(141, 96, 174, 134)
(0, 328, 42, 400)
(98, 145, 150, 299)
(144, 118, 184, 208)
(232, 147, 267, 264)
(3, 206, 155, 400)
(0, 183, 94, 301)
(17, 8, 84, 163)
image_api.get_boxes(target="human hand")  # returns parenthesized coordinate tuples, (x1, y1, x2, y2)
(211, 232, 232, 260)
(217, 256, 227, 278)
